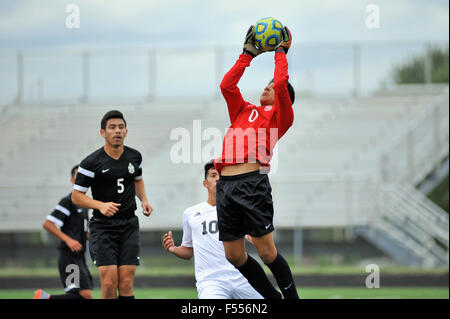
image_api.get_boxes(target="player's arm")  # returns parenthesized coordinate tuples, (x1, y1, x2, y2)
(220, 26, 262, 123)
(220, 55, 251, 123)
(273, 27, 294, 138)
(134, 172, 153, 216)
(162, 231, 194, 260)
(71, 190, 101, 210)
(163, 211, 194, 259)
(71, 163, 120, 217)
(43, 219, 82, 252)
(44, 200, 82, 252)
(71, 190, 120, 217)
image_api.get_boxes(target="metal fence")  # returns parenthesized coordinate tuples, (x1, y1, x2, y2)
(0, 41, 447, 105)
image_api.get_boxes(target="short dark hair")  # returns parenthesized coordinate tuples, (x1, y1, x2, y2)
(71, 165, 79, 177)
(204, 160, 216, 180)
(270, 79, 295, 105)
(101, 110, 127, 130)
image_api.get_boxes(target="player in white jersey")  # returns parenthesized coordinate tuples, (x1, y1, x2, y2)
(162, 160, 262, 299)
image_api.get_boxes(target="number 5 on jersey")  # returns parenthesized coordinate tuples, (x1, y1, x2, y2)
(117, 178, 124, 193)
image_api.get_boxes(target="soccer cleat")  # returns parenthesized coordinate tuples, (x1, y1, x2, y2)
(33, 289, 50, 299)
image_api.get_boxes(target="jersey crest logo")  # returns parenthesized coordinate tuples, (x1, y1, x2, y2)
(264, 105, 273, 112)
(128, 163, 135, 174)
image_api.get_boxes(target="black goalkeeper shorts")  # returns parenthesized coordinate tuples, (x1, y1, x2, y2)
(217, 170, 275, 241)
(89, 215, 140, 267)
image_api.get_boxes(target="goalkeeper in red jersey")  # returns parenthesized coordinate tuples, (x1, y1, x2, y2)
(214, 25, 299, 299)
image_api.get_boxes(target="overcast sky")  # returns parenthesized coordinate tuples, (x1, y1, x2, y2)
(0, 0, 448, 102)
(0, 0, 448, 49)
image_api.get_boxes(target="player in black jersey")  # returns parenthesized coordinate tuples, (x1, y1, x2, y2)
(72, 110, 153, 299)
(33, 165, 93, 299)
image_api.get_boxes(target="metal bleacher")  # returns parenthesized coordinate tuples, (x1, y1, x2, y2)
(0, 101, 210, 230)
(0, 87, 448, 266)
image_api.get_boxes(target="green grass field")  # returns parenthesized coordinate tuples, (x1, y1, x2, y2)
(0, 264, 448, 277)
(1, 262, 447, 299)
(0, 287, 447, 299)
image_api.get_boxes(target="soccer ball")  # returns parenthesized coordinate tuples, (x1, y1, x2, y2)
(254, 17, 284, 52)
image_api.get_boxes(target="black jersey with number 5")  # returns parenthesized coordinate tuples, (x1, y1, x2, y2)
(74, 146, 143, 219)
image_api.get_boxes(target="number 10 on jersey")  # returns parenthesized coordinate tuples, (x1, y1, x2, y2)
(201, 220, 218, 235)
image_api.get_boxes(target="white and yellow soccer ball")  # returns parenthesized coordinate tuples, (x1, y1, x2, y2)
(253, 17, 284, 52)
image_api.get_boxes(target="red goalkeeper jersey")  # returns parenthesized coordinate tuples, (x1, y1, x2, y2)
(214, 52, 294, 174)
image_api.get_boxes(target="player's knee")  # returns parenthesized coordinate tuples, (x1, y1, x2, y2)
(256, 246, 277, 264)
(225, 251, 246, 267)
(102, 278, 118, 293)
(119, 277, 134, 293)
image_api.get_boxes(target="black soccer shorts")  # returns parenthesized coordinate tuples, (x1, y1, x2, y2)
(58, 248, 93, 292)
(89, 215, 140, 267)
(216, 170, 275, 241)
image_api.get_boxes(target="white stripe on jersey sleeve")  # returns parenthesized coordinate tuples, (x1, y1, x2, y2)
(138, 163, 142, 169)
(55, 204, 71, 216)
(46, 215, 64, 227)
(78, 166, 95, 178)
(73, 184, 89, 193)
(135, 176, 142, 181)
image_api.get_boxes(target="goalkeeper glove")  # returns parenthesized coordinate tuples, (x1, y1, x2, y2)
(242, 25, 264, 57)
(275, 27, 292, 54)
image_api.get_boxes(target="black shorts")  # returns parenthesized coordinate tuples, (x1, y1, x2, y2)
(58, 248, 93, 292)
(217, 170, 275, 241)
(89, 215, 140, 267)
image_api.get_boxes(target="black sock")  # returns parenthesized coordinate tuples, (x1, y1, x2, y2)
(265, 253, 299, 299)
(118, 295, 135, 299)
(49, 291, 84, 299)
(236, 254, 282, 299)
